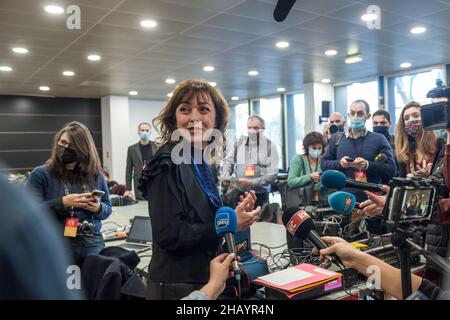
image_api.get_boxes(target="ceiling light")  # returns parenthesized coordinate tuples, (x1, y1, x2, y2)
(276, 41, 290, 49)
(12, 47, 28, 54)
(44, 5, 64, 14)
(345, 53, 363, 64)
(140, 20, 158, 28)
(231, 96, 239, 101)
(87, 54, 101, 61)
(411, 26, 426, 34)
(277, 87, 286, 92)
(248, 70, 258, 76)
(361, 13, 377, 22)
(325, 49, 338, 56)
(167, 92, 173, 98)
(208, 82, 217, 87)
(129, 91, 138, 96)
(321, 79, 331, 84)
(203, 65, 215, 72)
(62, 70, 75, 76)
(39, 86, 50, 91)
(400, 62, 412, 69)
(0, 66, 13, 72)
(165, 78, 176, 84)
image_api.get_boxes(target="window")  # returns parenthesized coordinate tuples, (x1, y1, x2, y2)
(233, 102, 249, 140)
(388, 68, 444, 129)
(286, 93, 305, 167)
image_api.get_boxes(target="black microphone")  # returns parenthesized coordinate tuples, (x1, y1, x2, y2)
(282, 208, 344, 268)
(321, 170, 383, 192)
(273, 0, 297, 22)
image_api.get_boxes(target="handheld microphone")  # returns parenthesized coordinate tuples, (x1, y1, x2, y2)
(321, 170, 383, 192)
(328, 191, 360, 215)
(273, 0, 297, 22)
(215, 207, 240, 280)
(282, 208, 344, 268)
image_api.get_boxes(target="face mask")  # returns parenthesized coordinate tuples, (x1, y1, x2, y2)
(338, 125, 345, 132)
(373, 126, 390, 137)
(350, 118, 366, 132)
(405, 119, 422, 138)
(139, 131, 150, 141)
(56, 145, 78, 164)
(309, 149, 322, 159)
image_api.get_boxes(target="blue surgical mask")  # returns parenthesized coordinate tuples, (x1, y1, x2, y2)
(139, 131, 150, 141)
(309, 149, 322, 159)
(350, 118, 366, 132)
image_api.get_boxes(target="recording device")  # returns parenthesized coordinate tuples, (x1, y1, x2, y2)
(273, 0, 297, 22)
(215, 207, 241, 280)
(328, 191, 360, 216)
(91, 189, 105, 197)
(421, 79, 450, 130)
(320, 170, 384, 192)
(282, 208, 344, 268)
(384, 177, 436, 224)
(77, 220, 94, 236)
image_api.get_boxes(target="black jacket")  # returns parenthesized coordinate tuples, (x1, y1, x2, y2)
(139, 143, 220, 284)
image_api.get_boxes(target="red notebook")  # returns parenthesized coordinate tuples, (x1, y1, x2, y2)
(254, 264, 342, 298)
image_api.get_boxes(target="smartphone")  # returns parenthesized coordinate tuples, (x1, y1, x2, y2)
(91, 189, 105, 197)
(346, 157, 355, 162)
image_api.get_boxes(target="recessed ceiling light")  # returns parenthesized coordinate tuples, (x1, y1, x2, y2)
(129, 90, 138, 96)
(87, 54, 101, 61)
(231, 96, 239, 101)
(39, 86, 50, 91)
(276, 41, 290, 49)
(277, 87, 286, 92)
(140, 20, 158, 28)
(321, 79, 331, 84)
(209, 82, 217, 87)
(62, 70, 75, 76)
(12, 47, 28, 54)
(0, 66, 13, 72)
(44, 5, 64, 14)
(203, 65, 215, 72)
(411, 26, 426, 34)
(325, 49, 338, 56)
(361, 13, 377, 22)
(167, 92, 173, 98)
(400, 62, 412, 69)
(248, 70, 258, 76)
(345, 53, 363, 64)
(165, 78, 176, 84)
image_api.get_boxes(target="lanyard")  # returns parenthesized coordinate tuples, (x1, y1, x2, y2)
(191, 156, 223, 211)
(63, 180, 88, 218)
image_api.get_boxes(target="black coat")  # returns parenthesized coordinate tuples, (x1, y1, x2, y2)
(139, 143, 220, 284)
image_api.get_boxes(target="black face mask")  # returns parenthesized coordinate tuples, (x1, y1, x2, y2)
(56, 145, 78, 164)
(373, 126, 390, 137)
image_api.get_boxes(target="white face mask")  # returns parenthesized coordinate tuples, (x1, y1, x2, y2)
(309, 149, 322, 159)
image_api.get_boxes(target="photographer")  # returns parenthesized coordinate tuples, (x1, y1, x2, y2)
(27, 121, 112, 266)
(314, 236, 449, 299)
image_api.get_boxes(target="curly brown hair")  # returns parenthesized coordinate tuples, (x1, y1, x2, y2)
(302, 132, 326, 156)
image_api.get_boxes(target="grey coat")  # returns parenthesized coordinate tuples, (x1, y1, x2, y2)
(125, 142, 157, 200)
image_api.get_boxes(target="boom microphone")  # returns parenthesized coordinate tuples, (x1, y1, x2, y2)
(273, 0, 297, 22)
(282, 208, 344, 268)
(328, 191, 360, 215)
(215, 207, 240, 280)
(321, 170, 383, 192)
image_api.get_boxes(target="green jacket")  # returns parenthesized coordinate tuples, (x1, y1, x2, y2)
(288, 154, 323, 193)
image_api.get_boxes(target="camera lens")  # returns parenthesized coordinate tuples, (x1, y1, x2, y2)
(329, 124, 338, 134)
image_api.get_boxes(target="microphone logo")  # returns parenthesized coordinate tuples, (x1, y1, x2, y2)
(287, 210, 309, 235)
(344, 196, 353, 212)
(216, 216, 229, 228)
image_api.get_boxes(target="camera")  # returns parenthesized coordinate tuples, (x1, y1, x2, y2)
(329, 124, 344, 135)
(421, 79, 450, 130)
(77, 220, 94, 236)
(384, 177, 436, 224)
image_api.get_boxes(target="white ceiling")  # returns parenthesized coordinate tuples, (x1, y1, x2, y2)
(1, 0, 450, 101)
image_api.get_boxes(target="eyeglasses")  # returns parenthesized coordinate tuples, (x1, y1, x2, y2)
(58, 139, 70, 148)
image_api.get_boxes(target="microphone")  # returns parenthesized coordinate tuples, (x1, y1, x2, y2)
(273, 0, 297, 22)
(328, 191, 360, 215)
(282, 208, 344, 268)
(215, 207, 240, 280)
(321, 170, 383, 192)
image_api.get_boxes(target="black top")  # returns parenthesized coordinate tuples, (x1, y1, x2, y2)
(139, 142, 154, 165)
(139, 142, 220, 284)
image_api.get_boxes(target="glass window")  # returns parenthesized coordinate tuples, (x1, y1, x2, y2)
(233, 102, 249, 140)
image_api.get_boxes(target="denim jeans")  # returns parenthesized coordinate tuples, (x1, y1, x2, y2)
(70, 233, 105, 267)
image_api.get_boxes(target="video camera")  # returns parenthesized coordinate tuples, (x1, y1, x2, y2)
(421, 79, 450, 130)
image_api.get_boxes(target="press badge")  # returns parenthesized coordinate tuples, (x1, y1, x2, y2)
(245, 165, 255, 177)
(354, 171, 367, 183)
(64, 218, 79, 238)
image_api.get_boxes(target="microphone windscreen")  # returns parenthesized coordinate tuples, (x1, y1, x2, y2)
(215, 207, 237, 236)
(328, 191, 356, 215)
(320, 170, 346, 189)
(273, 0, 297, 22)
(282, 208, 315, 240)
